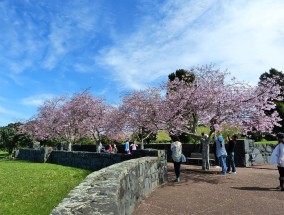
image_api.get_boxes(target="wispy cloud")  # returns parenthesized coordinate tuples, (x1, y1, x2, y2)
(0, 0, 103, 76)
(0, 105, 27, 125)
(21, 94, 56, 106)
(98, 0, 284, 89)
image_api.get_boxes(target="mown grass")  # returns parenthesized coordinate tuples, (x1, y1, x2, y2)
(0, 150, 9, 159)
(0, 160, 91, 215)
(254, 141, 278, 144)
(155, 130, 172, 142)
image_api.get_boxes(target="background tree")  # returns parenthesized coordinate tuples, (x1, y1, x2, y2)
(167, 69, 196, 141)
(0, 123, 31, 154)
(259, 68, 284, 135)
(120, 88, 164, 149)
(20, 91, 113, 151)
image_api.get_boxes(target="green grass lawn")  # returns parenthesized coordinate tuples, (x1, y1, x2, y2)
(254, 141, 278, 144)
(0, 160, 91, 215)
(0, 150, 9, 159)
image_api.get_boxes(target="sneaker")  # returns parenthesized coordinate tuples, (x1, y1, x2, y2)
(229, 172, 236, 174)
(175, 177, 180, 182)
(213, 165, 220, 168)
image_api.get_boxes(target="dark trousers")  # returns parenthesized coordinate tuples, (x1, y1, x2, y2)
(173, 161, 181, 178)
(227, 152, 236, 172)
(278, 166, 284, 178)
(278, 166, 284, 190)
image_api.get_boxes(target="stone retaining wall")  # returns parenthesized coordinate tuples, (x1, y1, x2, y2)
(49, 151, 132, 171)
(243, 142, 276, 166)
(17, 147, 53, 163)
(16, 148, 167, 214)
(16, 148, 166, 171)
(51, 157, 167, 215)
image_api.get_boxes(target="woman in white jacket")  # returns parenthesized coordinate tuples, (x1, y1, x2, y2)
(171, 141, 182, 182)
(270, 132, 284, 191)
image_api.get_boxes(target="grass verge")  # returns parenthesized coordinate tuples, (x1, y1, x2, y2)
(254, 141, 278, 144)
(0, 160, 91, 215)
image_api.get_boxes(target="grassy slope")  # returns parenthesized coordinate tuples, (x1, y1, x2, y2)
(0, 160, 91, 215)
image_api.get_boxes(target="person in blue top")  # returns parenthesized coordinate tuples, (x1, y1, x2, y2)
(124, 140, 130, 154)
(214, 131, 227, 174)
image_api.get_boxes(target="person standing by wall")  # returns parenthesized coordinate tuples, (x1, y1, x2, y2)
(171, 141, 182, 182)
(130, 142, 138, 151)
(270, 132, 284, 191)
(201, 132, 210, 171)
(124, 140, 130, 154)
(227, 134, 237, 174)
(112, 144, 118, 154)
(97, 142, 103, 153)
(214, 131, 227, 174)
(107, 144, 113, 153)
(212, 136, 220, 168)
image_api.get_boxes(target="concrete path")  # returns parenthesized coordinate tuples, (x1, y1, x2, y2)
(133, 163, 284, 215)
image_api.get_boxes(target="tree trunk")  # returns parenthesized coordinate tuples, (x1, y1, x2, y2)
(67, 143, 72, 151)
(141, 138, 144, 149)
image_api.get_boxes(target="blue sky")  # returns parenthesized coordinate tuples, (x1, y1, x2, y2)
(1, 0, 284, 126)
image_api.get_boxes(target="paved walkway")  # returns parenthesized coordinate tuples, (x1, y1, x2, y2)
(133, 163, 284, 215)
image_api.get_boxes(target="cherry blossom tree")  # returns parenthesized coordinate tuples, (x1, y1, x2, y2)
(20, 96, 67, 141)
(163, 65, 282, 138)
(120, 88, 164, 149)
(20, 91, 117, 151)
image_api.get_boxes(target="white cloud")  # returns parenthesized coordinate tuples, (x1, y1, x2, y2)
(97, 0, 284, 89)
(21, 94, 55, 106)
(0, 105, 28, 126)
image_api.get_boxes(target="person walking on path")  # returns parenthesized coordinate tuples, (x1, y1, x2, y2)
(214, 131, 227, 174)
(201, 132, 210, 171)
(270, 132, 284, 191)
(226, 134, 237, 174)
(171, 141, 182, 182)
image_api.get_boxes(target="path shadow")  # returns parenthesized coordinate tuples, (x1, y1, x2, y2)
(166, 168, 227, 186)
(231, 186, 279, 191)
(246, 166, 278, 171)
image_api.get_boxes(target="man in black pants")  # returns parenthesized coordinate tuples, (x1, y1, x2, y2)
(227, 134, 237, 174)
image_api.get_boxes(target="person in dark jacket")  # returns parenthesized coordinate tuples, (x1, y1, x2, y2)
(227, 134, 237, 174)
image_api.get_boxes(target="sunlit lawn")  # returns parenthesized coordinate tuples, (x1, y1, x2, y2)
(0, 160, 91, 215)
(0, 150, 8, 159)
(254, 141, 278, 144)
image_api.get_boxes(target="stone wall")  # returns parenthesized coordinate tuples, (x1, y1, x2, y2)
(243, 141, 276, 166)
(51, 157, 167, 215)
(17, 147, 53, 163)
(73, 139, 275, 167)
(49, 151, 131, 171)
(16, 148, 166, 171)
(16, 148, 167, 214)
